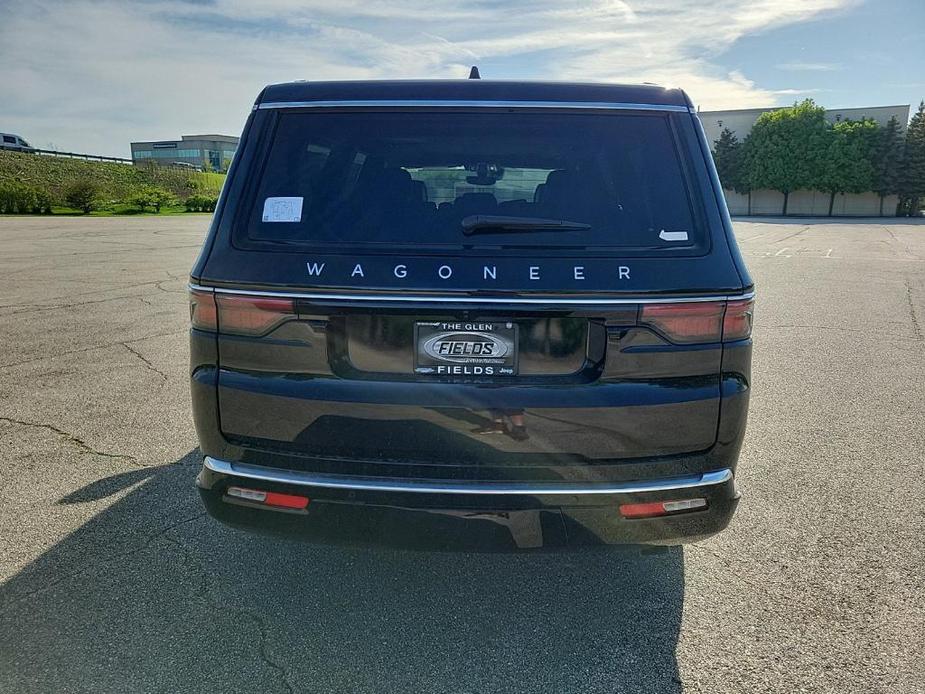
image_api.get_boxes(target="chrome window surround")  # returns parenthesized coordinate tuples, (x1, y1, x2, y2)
(204, 456, 732, 496)
(256, 99, 694, 113)
(189, 284, 754, 307)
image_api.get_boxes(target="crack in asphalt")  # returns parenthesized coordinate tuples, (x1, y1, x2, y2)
(904, 282, 923, 342)
(154, 279, 185, 293)
(160, 530, 297, 694)
(0, 328, 188, 370)
(0, 244, 203, 262)
(772, 225, 810, 244)
(0, 279, 183, 311)
(8, 293, 158, 315)
(0, 416, 141, 465)
(122, 343, 169, 382)
(0, 512, 207, 617)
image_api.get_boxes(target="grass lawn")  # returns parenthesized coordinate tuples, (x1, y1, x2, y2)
(49, 204, 211, 216)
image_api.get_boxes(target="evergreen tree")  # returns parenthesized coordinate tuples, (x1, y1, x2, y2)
(713, 128, 750, 213)
(743, 99, 828, 215)
(713, 128, 743, 189)
(872, 116, 904, 216)
(818, 119, 877, 216)
(899, 101, 925, 216)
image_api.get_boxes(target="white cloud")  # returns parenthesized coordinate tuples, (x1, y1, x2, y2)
(776, 61, 843, 71)
(773, 88, 828, 95)
(0, 0, 855, 156)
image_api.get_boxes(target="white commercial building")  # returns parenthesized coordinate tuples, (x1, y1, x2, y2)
(698, 104, 910, 216)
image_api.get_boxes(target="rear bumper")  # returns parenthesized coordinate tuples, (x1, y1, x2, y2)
(197, 456, 740, 550)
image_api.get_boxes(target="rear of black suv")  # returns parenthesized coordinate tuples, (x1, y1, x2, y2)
(190, 80, 753, 550)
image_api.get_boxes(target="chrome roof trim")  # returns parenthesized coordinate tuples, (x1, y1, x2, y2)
(257, 99, 691, 113)
(204, 457, 733, 496)
(189, 284, 754, 306)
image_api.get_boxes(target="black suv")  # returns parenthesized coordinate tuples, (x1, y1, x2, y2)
(190, 79, 753, 550)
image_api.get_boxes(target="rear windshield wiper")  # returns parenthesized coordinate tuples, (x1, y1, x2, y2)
(461, 215, 591, 235)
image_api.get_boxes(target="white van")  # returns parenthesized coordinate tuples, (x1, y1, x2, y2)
(0, 133, 35, 152)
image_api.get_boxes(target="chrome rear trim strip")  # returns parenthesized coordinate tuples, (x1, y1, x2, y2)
(257, 100, 690, 113)
(189, 284, 754, 306)
(204, 457, 732, 496)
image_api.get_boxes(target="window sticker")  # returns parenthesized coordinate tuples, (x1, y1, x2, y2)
(262, 197, 303, 223)
(658, 229, 689, 241)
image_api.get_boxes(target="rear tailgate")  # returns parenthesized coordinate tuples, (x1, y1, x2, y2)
(191, 286, 748, 471)
(193, 101, 750, 478)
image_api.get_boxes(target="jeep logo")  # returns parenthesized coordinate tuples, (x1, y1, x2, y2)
(422, 332, 509, 363)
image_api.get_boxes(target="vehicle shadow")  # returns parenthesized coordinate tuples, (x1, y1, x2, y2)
(0, 450, 685, 694)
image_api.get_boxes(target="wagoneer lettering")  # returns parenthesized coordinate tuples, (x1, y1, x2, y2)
(191, 78, 753, 550)
(303, 258, 635, 287)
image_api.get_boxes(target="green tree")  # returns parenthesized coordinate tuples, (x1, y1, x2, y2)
(130, 185, 176, 213)
(712, 128, 752, 212)
(64, 180, 101, 214)
(743, 99, 828, 215)
(899, 101, 925, 216)
(818, 119, 878, 216)
(129, 186, 157, 213)
(151, 188, 177, 213)
(872, 116, 905, 216)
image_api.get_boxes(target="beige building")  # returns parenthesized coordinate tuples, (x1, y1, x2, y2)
(697, 104, 910, 216)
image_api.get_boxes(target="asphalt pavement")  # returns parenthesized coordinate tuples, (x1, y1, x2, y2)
(0, 215, 923, 693)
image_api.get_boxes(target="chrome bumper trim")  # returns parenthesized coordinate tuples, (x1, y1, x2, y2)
(188, 283, 755, 307)
(203, 457, 733, 496)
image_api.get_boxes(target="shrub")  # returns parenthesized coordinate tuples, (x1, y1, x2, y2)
(64, 180, 102, 214)
(184, 194, 218, 212)
(2, 182, 29, 213)
(151, 188, 177, 213)
(128, 185, 176, 213)
(129, 186, 158, 213)
(0, 182, 53, 214)
(34, 188, 52, 214)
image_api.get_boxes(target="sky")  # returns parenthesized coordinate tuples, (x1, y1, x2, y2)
(0, 0, 922, 158)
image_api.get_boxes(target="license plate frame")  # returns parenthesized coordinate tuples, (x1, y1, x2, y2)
(414, 320, 518, 377)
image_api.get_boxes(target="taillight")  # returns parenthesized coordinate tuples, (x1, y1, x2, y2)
(189, 288, 296, 335)
(639, 302, 725, 343)
(639, 298, 754, 344)
(723, 298, 754, 341)
(215, 294, 295, 336)
(189, 287, 217, 331)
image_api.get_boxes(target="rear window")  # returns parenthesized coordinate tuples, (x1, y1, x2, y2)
(242, 110, 702, 252)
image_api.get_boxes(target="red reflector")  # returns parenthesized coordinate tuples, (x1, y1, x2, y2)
(619, 501, 669, 519)
(639, 302, 724, 344)
(189, 288, 217, 332)
(227, 486, 310, 510)
(723, 298, 754, 341)
(215, 295, 295, 336)
(620, 498, 707, 519)
(264, 491, 310, 510)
